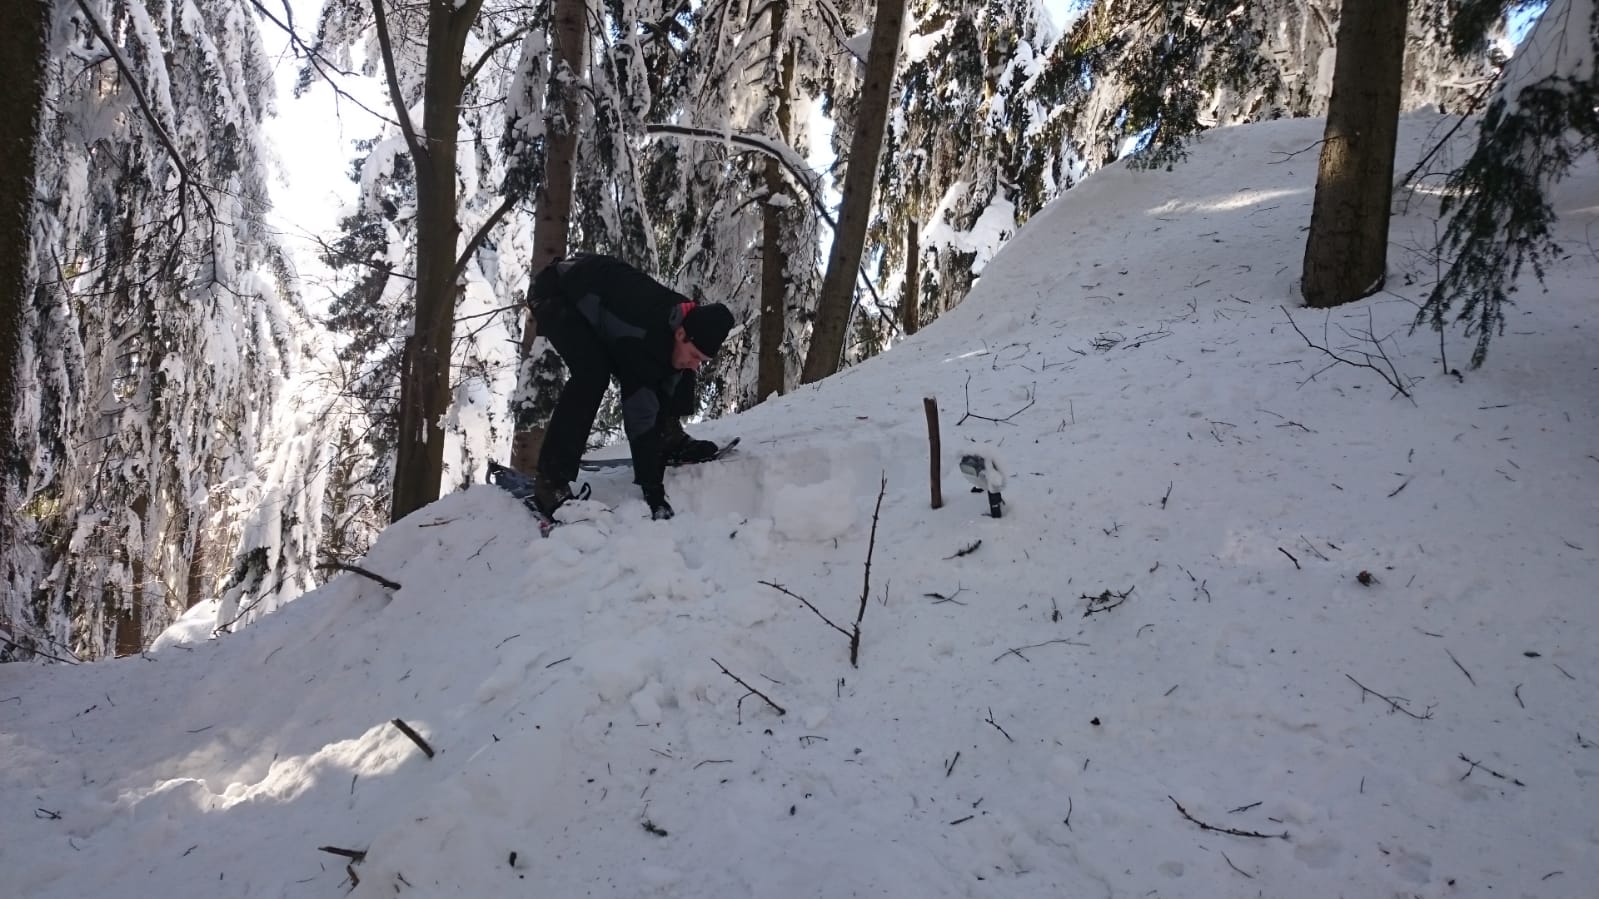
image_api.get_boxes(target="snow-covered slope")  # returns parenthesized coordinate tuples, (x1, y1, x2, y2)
(4, 113, 1597, 898)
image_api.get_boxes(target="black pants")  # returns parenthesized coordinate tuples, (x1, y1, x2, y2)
(535, 301, 613, 484)
(534, 301, 685, 484)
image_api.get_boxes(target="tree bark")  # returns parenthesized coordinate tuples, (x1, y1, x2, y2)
(117, 494, 149, 657)
(902, 220, 920, 335)
(757, 1, 795, 403)
(0, 0, 49, 560)
(510, 0, 586, 474)
(1301, 0, 1410, 308)
(390, 0, 483, 521)
(799, 0, 907, 383)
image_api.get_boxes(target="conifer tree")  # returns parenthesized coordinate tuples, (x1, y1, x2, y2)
(1302, 0, 1412, 307)
(1417, 0, 1597, 366)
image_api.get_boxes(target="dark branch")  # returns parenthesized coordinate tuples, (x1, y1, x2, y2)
(712, 658, 786, 716)
(1169, 796, 1288, 839)
(317, 562, 402, 591)
(389, 718, 435, 758)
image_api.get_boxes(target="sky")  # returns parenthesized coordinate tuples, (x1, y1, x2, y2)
(4, 109, 1597, 897)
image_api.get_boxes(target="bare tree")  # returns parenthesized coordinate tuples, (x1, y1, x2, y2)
(509, 0, 586, 474)
(378, 0, 525, 520)
(799, 0, 908, 384)
(1301, 0, 1412, 307)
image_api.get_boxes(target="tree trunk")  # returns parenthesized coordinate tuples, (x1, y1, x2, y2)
(757, 2, 795, 403)
(1301, 0, 1410, 307)
(799, 0, 907, 383)
(0, 0, 49, 560)
(390, 1, 481, 521)
(509, 0, 586, 474)
(116, 494, 149, 656)
(902, 220, 920, 335)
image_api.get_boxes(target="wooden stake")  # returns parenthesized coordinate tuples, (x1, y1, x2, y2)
(924, 397, 942, 509)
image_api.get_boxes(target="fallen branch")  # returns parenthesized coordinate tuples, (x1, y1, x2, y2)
(1169, 796, 1288, 840)
(984, 707, 1014, 742)
(1082, 586, 1134, 617)
(318, 562, 402, 591)
(1281, 305, 1414, 402)
(389, 719, 435, 758)
(992, 638, 1090, 663)
(1221, 851, 1254, 878)
(1445, 648, 1476, 686)
(1345, 674, 1434, 720)
(958, 374, 1036, 426)
(925, 584, 967, 605)
(1278, 547, 1300, 569)
(944, 539, 982, 560)
(318, 845, 368, 863)
(712, 658, 786, 717)
(1458, 753, 1525, 787)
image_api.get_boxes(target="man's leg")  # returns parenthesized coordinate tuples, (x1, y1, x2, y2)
(536, 305, 613, 486)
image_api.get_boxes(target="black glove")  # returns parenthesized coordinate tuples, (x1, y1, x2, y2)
(642, 486, 674, 521)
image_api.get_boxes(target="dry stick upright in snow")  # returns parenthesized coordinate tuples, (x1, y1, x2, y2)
(924, 397, 942, 509)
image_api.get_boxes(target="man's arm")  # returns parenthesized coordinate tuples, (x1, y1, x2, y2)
(619, 380, 672, 516)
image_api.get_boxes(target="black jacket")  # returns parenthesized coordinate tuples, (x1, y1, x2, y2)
(535, 254, 696, 491)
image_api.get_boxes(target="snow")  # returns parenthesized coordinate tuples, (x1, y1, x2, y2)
(5, 112, 1599, 898)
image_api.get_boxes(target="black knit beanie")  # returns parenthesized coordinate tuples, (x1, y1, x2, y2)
(682, 303, 734, 357)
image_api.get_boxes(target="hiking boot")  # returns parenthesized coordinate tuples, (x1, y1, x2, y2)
(530, 472, 574, 519)
(669, 437, 719, 465)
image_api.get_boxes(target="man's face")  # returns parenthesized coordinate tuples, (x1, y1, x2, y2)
(672, 327, 710, 371)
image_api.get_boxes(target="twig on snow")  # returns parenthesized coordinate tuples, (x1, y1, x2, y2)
(984, 707, 1014, 742)
(1169, 796, 1289, 839)
(1222, 851, 1254, 878)
(1281, 305, 1415, 402)
(992, 638, 1089, 663)
(851, 474, 888, 667)
(1445, 648, 1476, 686)
(1459, 753, 1525, 787)
(761, 581, 850, 638)
(958, 374, 1036, 426)
(944, 540, 982, 559)
(318, 846, 368, 863)
(1082, 586, 1133, 616)
(1345, 674, 1434, 720)
(712, 658, 786, 717)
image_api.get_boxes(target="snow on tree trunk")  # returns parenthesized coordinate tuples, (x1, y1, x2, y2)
(510, 0, 586, 476)
(758, 0, 797, 403)
(389, 0, 483, 521)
